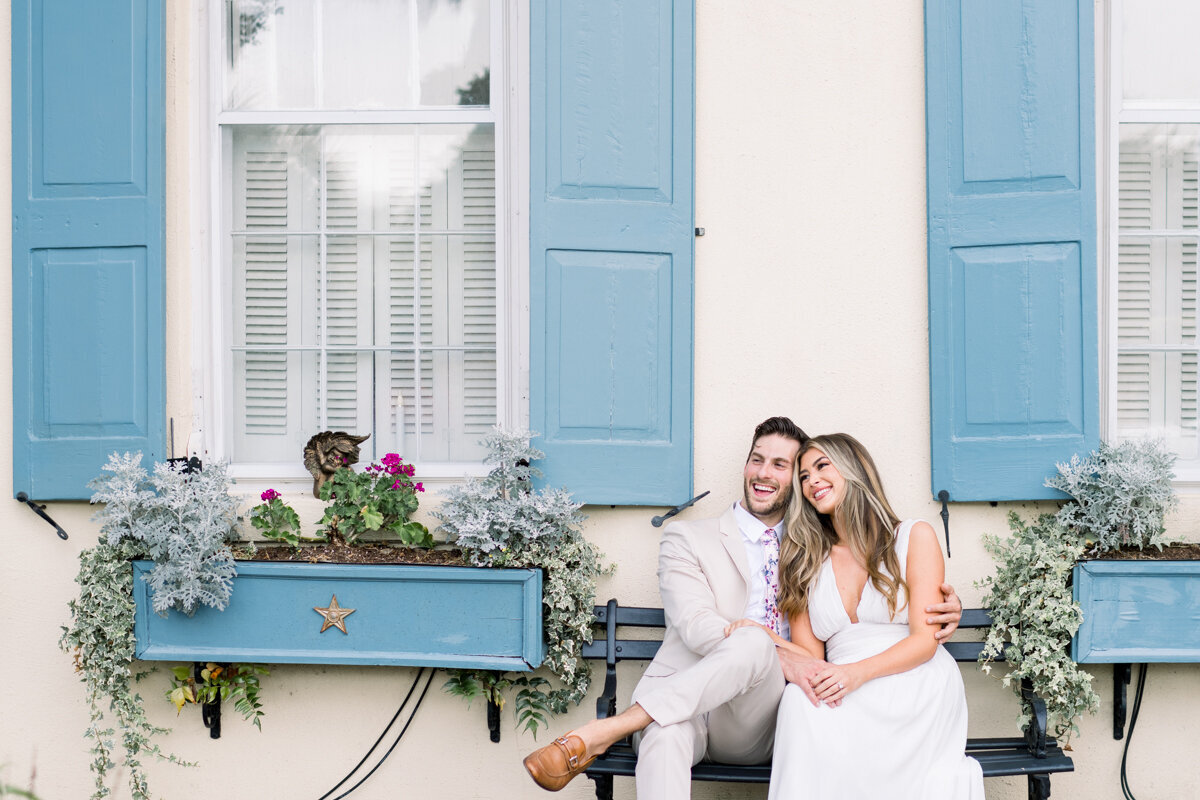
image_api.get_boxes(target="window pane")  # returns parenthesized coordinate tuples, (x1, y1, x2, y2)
(1121, 1, 1200, 103)
(228, 124, 496, 466)
(1115, 351, 1200, 461)
(226, 0, 491, 110)
(1119, 125, 1200, 230)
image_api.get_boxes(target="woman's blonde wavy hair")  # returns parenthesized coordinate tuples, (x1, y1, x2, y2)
(776, 433, 908, 621)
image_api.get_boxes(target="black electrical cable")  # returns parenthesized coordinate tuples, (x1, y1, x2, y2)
(326, 668, 437, 800)
(315, 667, 433, 800)
(1119, 663, 1148, 800)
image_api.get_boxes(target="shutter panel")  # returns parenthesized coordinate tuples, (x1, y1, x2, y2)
(926, 0, 1098, 500)
(530, 0, 695, 505)
(231, 132, 309, 463)
(12, 0, 165, 499)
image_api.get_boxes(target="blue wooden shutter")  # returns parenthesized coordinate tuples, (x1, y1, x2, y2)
(926, 0, 1098, 501)
(12, 0, 166, 500)
(530, 0, 694, 505)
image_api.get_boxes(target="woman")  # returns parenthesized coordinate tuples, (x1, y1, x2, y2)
(729, 433, 983, 798)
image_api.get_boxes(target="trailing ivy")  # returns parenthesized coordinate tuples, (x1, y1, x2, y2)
(61, 453, 244, 798)
(977, 512, 1099, 741)
(60, 537, 188, 800)
(436, 429, 608, 735)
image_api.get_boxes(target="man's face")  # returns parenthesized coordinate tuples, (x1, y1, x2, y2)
(742, 433, 801, 526)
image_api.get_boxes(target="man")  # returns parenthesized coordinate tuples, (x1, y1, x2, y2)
(523, 417, 963, 797)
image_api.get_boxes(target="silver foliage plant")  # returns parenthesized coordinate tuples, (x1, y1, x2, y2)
(90, 452, 239, 615)
(435, 428, 606, 732)
(1045, 439, 1178, 554)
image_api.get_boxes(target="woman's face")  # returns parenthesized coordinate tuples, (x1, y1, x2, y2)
(798, 446, 845, 516)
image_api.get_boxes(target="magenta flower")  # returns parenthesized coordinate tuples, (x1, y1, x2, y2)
(261, 488, 281, 502)
(415, 482, 424, 493)
(381, 453, 401, 467)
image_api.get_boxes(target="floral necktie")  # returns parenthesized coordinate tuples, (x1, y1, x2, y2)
(762, 527, 782, 635)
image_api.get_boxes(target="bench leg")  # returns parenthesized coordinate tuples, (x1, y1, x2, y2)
(1027, 773, 1051, 800)
(587, 773, 613, 800)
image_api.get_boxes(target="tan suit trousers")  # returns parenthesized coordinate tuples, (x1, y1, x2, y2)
(631, 626, 785, 800)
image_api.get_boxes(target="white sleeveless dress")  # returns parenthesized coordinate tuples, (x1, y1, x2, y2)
(767, 520, 984, 799)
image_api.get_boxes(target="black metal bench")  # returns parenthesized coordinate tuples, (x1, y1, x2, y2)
(581, 599, 1074, 800)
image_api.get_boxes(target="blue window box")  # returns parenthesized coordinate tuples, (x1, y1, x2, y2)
(1072, 560, 1200, 663)
(132, 560, 544, 670)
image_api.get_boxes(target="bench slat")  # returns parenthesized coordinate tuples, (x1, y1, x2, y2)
(585, 638, 997, 664)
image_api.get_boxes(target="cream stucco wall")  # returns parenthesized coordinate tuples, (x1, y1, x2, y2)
(3, 1, 1199, 798)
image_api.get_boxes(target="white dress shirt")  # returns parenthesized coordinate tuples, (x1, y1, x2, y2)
(732, 501, 790, 639)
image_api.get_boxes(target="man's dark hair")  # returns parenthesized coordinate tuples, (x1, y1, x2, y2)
(746, 416, 808, 460)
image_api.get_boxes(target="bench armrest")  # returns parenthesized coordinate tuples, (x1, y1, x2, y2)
(1019, 677, 1049, 758)
(596, 599, 621, 719)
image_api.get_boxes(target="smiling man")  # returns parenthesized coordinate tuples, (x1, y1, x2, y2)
(523, 417, 964, 797)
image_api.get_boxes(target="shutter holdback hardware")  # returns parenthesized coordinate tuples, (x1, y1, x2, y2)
(651, 490, 710, 527)
(937, 490, 951, 558)
(16, 492, 68, 540)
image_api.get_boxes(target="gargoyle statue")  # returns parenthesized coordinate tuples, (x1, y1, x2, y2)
(304, 431, 370, 498)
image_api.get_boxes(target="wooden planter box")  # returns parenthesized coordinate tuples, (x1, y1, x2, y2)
(1072, 560, 1200, 663)
(132, 561, 545, 670)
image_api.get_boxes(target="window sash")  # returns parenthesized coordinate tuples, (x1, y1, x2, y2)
(1105, 1, 1200, 481)
(198, 0, 512, 480)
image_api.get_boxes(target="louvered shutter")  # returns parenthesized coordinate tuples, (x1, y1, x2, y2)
(12, 0, 166, 498)
(926, 0, 1099, 501)
(231, 132, 311, 463)
(530, 0, 695, 505)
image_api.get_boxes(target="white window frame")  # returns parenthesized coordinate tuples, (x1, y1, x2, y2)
(187, 0, 529, 489)
(1101, 0, 1200, 487)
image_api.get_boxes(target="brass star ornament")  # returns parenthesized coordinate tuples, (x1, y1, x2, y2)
(313, 594, 356, 634)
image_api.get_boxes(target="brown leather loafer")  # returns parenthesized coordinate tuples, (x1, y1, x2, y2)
(523, 732, 596, 791)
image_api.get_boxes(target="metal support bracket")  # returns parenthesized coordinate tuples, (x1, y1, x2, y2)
(1113, 663, 1131, 740)
(487, 697, 501, 743)
(15, 492, 68, 540)
(196, 662, 222, 739)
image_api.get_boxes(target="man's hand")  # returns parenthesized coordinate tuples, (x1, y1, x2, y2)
(775, 647, 838, 707)
(926, 581, 963, 641)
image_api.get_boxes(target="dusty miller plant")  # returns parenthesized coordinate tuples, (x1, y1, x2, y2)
(1046, 439, 1178, 554)
(435, 428, 606, 735)
(90, 453, 239, 615)
(977, 512, 1099, 741)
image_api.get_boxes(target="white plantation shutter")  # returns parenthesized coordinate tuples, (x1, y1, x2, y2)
(461, 141, 498, 439)
(1116, 126, 1200, 460)
(1117, 148, 1153, 432)
(232, 135, 311, 463)
(231, 128, 496, 467)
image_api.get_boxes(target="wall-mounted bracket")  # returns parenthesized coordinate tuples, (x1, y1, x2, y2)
(196, 662, 222, 739)
(1113, 663, 1131, 740)
(487, 697, 501, 743)
(15, 492, 68, 540)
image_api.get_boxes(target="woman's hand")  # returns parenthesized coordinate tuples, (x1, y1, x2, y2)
(810, 663, 864, 706)
(723, 618, 770, 637)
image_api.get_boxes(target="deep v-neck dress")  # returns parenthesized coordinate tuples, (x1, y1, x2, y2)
(766, 520, 984, 799)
